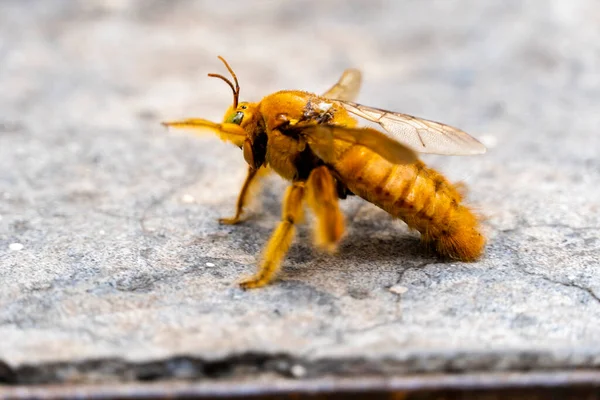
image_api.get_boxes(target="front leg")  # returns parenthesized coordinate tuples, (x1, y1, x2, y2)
(239, 182, 305, 289)
(219, 166, 266, 225)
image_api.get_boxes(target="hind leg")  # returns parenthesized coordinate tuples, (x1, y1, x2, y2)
(306, 166, 345, 252)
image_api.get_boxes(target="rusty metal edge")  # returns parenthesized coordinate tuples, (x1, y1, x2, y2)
(1, 370, 600, 399)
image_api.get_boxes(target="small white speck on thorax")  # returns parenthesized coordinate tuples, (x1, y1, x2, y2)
(317, 102, 332, 112)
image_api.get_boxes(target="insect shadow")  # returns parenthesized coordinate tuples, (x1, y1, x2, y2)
(336, 231, 426, 263)
(283, 225, 430, 272)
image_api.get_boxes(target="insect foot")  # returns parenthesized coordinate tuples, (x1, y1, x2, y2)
(218, 217, 242, 225)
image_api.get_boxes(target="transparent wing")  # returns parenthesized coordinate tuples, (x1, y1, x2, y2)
(162, 118, 246, 147)
(322, 69, 362, 102)
(339, 101, 486, 155)
(297, 125, 417, 165)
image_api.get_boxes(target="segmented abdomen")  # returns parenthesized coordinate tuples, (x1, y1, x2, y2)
(332, 145, 485, 261)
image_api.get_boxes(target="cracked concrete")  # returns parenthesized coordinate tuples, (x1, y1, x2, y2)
(1, 0, 600, 387)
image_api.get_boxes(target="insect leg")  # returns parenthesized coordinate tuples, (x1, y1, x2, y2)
(219, 166, 268, 225)
(306, 166, 345, 252)
(161, 119, 246, 147)
(239, 182, 305, 289)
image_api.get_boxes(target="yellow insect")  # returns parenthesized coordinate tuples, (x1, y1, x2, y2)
(163, 57, 486, 289)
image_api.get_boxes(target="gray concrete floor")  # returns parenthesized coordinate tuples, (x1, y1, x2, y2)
(0, 0, 599, 387)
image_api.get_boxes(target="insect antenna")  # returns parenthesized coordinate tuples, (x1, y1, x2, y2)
(208, 56, 240, 109)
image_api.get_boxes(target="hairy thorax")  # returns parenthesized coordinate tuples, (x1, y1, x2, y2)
(258, 90, 357, 181)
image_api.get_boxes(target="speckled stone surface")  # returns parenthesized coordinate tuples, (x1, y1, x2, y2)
(0, 0, 599, 385)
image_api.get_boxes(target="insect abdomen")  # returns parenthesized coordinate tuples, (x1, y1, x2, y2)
(332, 146, 485, 261)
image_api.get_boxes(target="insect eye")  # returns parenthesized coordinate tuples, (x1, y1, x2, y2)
(227, 111, 244, 125)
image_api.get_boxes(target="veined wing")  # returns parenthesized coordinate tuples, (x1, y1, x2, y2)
(339, 101, 486, 155)
(296, 124, 416, 165)
(322, 69, 362, 102)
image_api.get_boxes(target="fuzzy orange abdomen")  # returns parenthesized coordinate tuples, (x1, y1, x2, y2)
(332, 145, 485, 261)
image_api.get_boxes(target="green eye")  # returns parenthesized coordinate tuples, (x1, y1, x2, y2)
(227, 111, 244, 125)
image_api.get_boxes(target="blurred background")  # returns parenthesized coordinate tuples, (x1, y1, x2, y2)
(2, 0, 598, 220)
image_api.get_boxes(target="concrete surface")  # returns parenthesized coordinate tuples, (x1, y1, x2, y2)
(0, 0, 599, 385)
